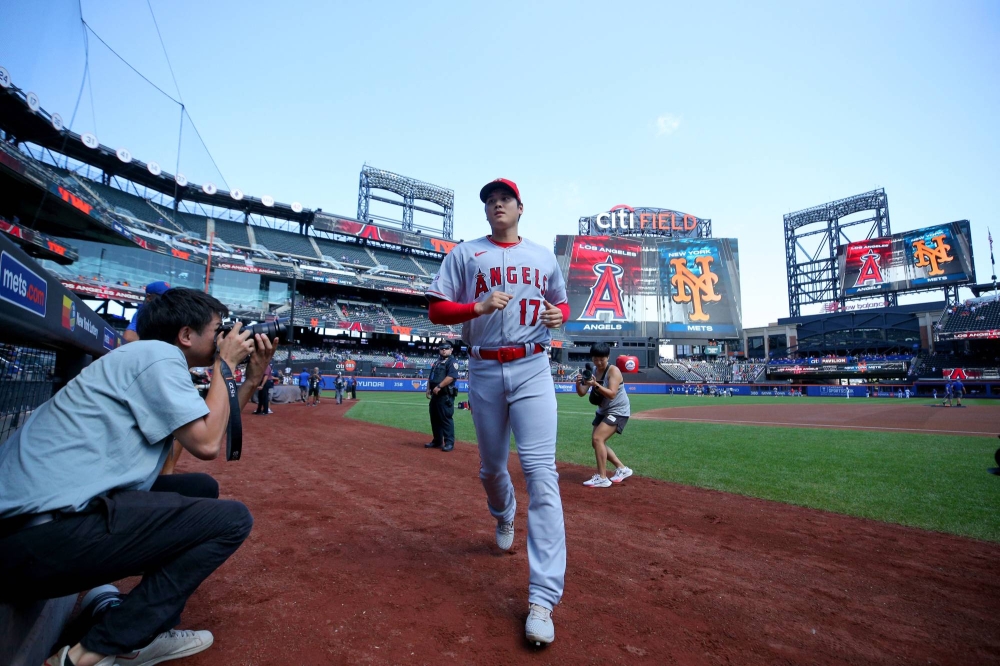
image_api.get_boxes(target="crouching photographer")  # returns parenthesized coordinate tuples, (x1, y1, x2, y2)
(0, 288, 278, 666)
(575, 342, 634, 489)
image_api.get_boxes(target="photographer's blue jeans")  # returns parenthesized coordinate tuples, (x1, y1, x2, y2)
(0, 473, 252, 655)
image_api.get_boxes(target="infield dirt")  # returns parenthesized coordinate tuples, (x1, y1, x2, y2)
(154, 400, 1000, 665)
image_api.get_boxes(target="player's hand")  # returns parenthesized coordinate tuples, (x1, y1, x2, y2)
(474, 291, 513, 315)
(216, 322, 255, 368)
(540, 300, 563, 328)
(433, 386, 440, 395)
(425, 390, 432, 400)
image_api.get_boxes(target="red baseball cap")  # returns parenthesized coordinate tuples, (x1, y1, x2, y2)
(479, 178, 521, 203)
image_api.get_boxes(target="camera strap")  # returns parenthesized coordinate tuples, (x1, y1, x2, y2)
(217, 360, 242, 461)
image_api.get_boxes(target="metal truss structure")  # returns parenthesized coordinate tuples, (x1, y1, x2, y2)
(784, 189, 895, 317)
(357, 165, 455, 239)
(577, 207, 711, 238)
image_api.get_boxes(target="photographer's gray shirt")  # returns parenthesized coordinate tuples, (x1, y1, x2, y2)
(595, 367, 631, 418)
(0, 341, 209, 518)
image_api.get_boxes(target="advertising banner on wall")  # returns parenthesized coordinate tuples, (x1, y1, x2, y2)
(838, 220, 974, 297)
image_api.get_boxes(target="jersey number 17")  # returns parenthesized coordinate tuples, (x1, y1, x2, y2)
(519, 298, 541, 326)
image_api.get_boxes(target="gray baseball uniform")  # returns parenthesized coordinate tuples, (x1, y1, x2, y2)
(427, 235, 568, 610)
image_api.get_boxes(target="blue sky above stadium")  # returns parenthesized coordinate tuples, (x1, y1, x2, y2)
(1, 0, 998, 328)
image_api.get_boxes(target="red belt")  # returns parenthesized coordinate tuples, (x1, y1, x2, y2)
(478, 344, 545, 363)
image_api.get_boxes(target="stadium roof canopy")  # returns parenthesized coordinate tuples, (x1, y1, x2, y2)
(0, 86, 311, 225)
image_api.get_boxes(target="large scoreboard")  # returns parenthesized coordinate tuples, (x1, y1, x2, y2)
(838, 221, 974, 297)
(554, 235, 742, 340)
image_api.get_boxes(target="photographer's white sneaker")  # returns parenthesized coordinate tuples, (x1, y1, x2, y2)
(583, 474, 612, 488)
(610, 467, 633, 483)
(114, 629, 213, 665)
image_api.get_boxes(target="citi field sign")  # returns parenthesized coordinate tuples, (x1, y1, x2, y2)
(590, 206, 704, 237)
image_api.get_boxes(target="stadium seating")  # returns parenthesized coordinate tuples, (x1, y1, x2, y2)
(251, 226, 319, 259)
(412, 257, 442, 276)
(86, 182, 185, 233)
(313, 239, 376, 268)
(940, 298, 1000, 334)
(367, 248, 422, 275)
(390, 306, 454, 334)
(211, 219, 251, 247)
(658, 362, 704, 382)
(337, 300, 394, 326)
(173, 211, 209, 238)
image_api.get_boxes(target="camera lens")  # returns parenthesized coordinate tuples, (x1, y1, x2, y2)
(227, 317, 290, 338)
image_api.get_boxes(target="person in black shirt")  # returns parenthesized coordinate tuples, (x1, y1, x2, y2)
(307, 367, 322, 407)
(425, 341, 459, 452)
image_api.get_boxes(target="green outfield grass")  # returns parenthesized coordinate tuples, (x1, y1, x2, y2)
(345, 393, 1000, 542)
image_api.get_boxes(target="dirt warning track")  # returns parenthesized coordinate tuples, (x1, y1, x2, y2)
(156, 400, 1000, 665)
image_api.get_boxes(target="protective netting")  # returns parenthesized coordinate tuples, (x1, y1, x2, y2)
(0, 0, 228, 195)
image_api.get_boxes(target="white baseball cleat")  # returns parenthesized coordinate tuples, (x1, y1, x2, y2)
(525, 603, 555, 646)
(496, 519, 514, 550)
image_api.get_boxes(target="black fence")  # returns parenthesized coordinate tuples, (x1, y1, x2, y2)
(0, 343, 57, 446)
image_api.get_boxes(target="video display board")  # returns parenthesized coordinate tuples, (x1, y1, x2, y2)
(554, 235, 742, 340)
(838, 221, 974, 297)
(312, 213, 456, 256)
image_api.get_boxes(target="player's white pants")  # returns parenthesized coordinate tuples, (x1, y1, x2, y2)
(468, 353, 565, 610)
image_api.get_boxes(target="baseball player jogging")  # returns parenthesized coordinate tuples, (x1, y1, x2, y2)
(426, 178, 570, 646)
(575, 342, 633, 488)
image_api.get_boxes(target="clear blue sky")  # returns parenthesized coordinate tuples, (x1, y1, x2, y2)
(2, 0, 998, 327)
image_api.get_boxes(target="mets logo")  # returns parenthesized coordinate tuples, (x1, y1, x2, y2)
(624, 358, 637, 371)
(854, 249, 885, 287)
(670, 256, 721, 322)
(580, 255, 625, 320)
(411, 380, 423, 389)
(912, 234, 952, 276)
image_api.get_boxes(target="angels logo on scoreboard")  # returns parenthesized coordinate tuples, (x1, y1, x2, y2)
(579, 256, 626, 321)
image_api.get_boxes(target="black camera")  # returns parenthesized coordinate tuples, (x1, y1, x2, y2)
(221, 317, 290, 339)
(580, 362, 593, 382)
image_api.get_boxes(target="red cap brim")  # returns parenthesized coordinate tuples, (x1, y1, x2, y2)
(479, 178, 520, 203)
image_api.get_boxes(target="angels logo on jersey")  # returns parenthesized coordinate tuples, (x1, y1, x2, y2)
(579, 255, 626, 320)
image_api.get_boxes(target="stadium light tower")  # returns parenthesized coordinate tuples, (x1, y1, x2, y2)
(783, 189, 895, 317)
(357, 165, 455, 239)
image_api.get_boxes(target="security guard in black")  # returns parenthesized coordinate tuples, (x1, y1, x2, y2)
(425, 341, 459, 452)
